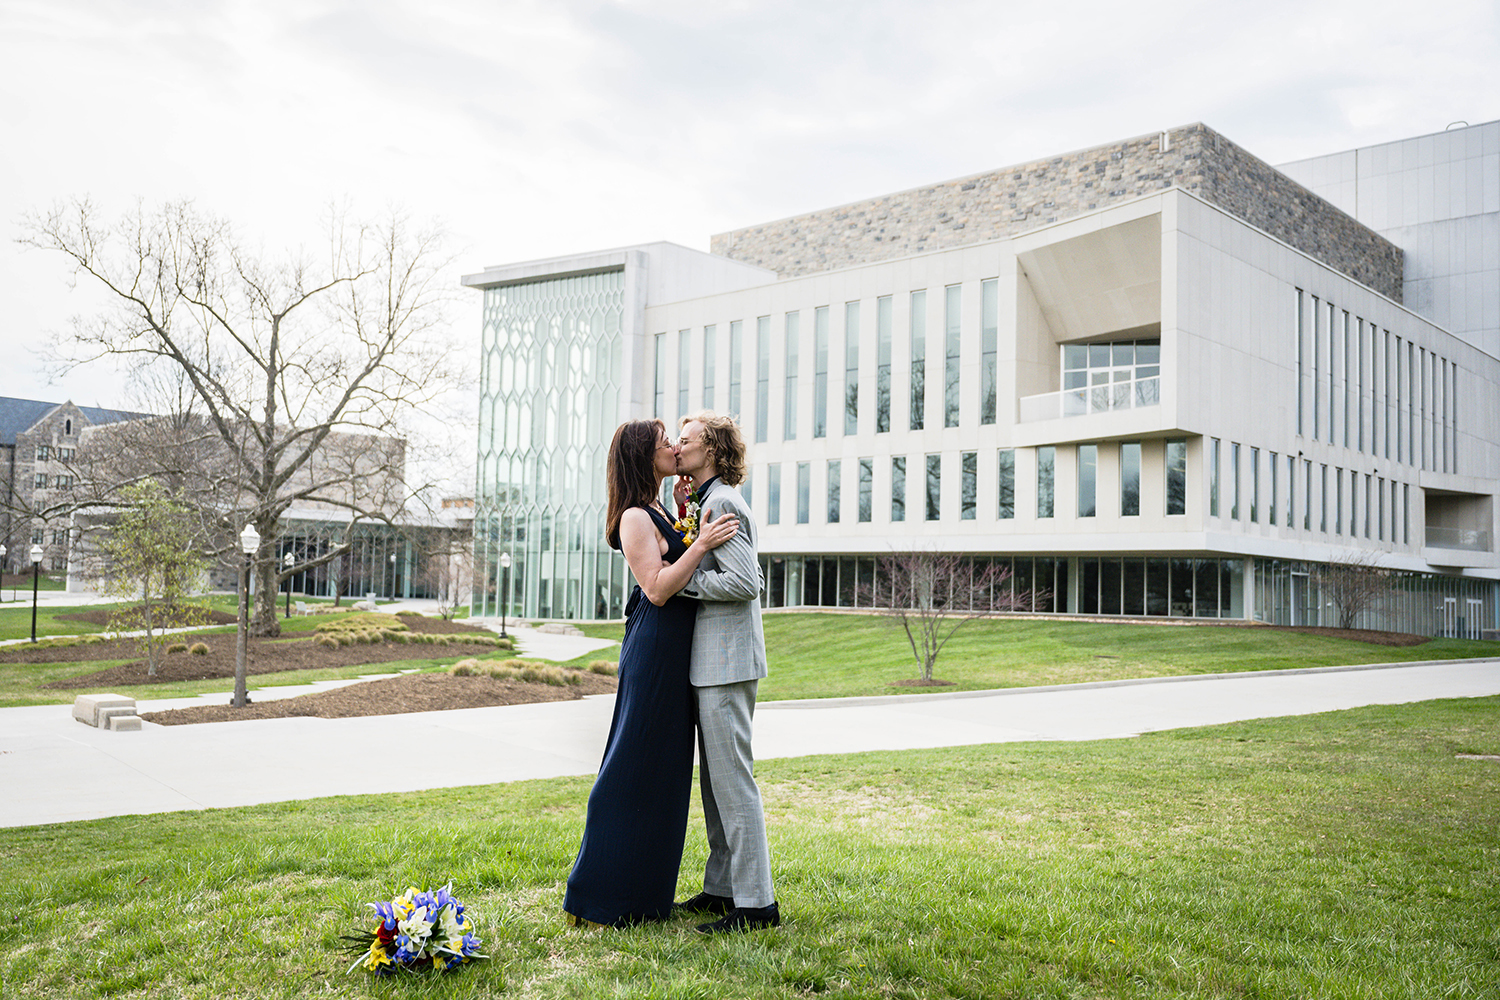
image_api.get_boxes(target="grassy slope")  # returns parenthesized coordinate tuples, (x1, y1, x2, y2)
(2, 698, 1495, 998)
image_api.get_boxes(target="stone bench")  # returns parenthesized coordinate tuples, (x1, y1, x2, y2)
(73, 693, 143, 731)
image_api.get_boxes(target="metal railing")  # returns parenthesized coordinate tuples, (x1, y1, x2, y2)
(1019, 375, 1160, 423)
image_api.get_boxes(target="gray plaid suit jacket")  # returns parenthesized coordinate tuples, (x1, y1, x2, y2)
(680, 482, 767, 687)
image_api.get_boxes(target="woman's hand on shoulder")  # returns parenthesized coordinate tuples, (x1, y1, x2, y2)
(691, 508, 739, 551)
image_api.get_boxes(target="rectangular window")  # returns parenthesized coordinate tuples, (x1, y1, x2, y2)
(1268, 451, 1278, 526)
(1295, 289, 1305, 435)
(1407, 341, 1416, 465)
(1357, 318, 1365, 452)
(1378, 476, 1386, 540)
(909, 290, 926, 430)
(1077, 444, 1097, 517)
(1249, 447, 1259, 523)
(784, 312, 799, 440)
(1362, 471, 1370, 538)
(944, 284, 961, 427)
(1320, 464, 1329, 533)
(1403, 483, 1410, 544)
(813, 307, 829, 438)
(34, 474, 47, 489)
(1394, 335, 1404, 463)
(728, 320, 743, 420)
(767, 462, 781, 525)
(1311, 296, 1320, 440)
(998, 449, 1015, 519)
(1285, 454, 1294, 529)
(755, 316, 770, 443)
(925, 454, 941, 521)
(1335, 467, 1344, 535)
(796, 461, 809, 524)
(52, 529, 66, 546)
(1327, 301, 1337, 444)
(858, 458, 872, 523)
(891, 456, 906, 522)
(1037, 446, 1055, 518)
(827, 459, 841, 523)
(1120, 442, 1141, 516)
(844, 301, 860, 435)
(678, 329, 690, 418)
(653, 332, 666, 419)
(876, 296, 892, 433)
(1383, 329, 1392, 459)
(58, 447, 75, 461)
(980, 278, 997, 424)
(1303, 459, 1312, 531)
(31, 529, 43, 545)
(961, 452, 977, 520)
(1209, 438, 1220, 517)
(1230, 442, 1240, 520)
(742, 466, 753, 510)
(1165, 440, 1186, 515)
(55, 474, 74, 489)
(702, 325, 716, 408)
(35, 445, 48, 462)
(1342, 310, 1351, 448)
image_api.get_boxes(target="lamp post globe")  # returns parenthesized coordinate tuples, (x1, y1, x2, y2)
(283, 550, 295, 618)
(233, 523, 260, 708)
(498, 551, 512, 640)
(28, 543, 43, 644)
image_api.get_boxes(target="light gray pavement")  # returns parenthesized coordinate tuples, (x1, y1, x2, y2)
(2, 657, 1497, 829)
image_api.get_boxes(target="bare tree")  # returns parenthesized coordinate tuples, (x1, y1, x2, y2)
(1313, 550, 1391, 630)
(19, 199, 462, 636)
(862, 549, 1045, 683)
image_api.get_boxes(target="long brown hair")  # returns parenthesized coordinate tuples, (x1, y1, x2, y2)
(605, 419, 666, 550)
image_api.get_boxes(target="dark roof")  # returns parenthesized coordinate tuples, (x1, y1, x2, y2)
(0, 396, 147, 446)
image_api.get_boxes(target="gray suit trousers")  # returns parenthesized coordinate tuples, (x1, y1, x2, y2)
(695, 679, 774, 908)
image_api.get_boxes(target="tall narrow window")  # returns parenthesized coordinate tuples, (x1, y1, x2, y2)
(1383, 329, 1392, 459)
(1037, 447, 1055, 518)
(1320, 464, 1329, 533)
(1165, 440, 1186, 516)
(844, 301, 860, 435)
(813, 307, 829, 438)
(702, 325, 716, 409)
(653, 332, 666, 419)
(980, 278, 997, 424)
(961, 452, 977, 520)
(1296, 289, 1305, 435)
(998, 449, 1015, 519)
(891, 456, 906, 522)
(925, 454, 941, 521)
(755, 316, 770, 443)
(876, 296, 892, 433)
(1120, 442, 1141, 517)
(944, 284, 961, 427)
(1285, 454, 1293, 528)
(767, 462, 781, 525)
(1378, 476, 1386, 541)
(1250, 447, 1259, 523)
(1341, 310, 1351, 448)
(796, 461, 809, 524)
(827, 459, 841, 523)
(1362, 471, 1370, 538)
(1303, 459, 1312, 531)
(1311, 296, 1321, 440)
(1407, 341, 1416, 465)
(1327, 301, 1337, 444)
(1268, 451, 1278, 526)
(784, 311, 799, 441)
(1077, 444, 1097, 517)
(1394, 335, 1403, 463)
(1403, 483, 1410, 544)
(858, 458, 872, 523)
(909, 290, 926, 430)
(1230, 442, 1240, 520)
(678, 329, 690, 418)
(1209, 438, 1221, 517)
(1357, 318, 1365, 452)
(742, 466, 753, 510)
(728, 320, 742, 419)
(1418, 347, 1427, 470)
(1334, 467, 1343, 535)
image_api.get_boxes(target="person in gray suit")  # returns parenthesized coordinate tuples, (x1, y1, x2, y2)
(671, 410, 780, 933)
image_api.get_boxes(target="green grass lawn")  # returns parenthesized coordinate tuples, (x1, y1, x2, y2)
(2, 697, 1495, 998)
(567, 613, 1500, 701)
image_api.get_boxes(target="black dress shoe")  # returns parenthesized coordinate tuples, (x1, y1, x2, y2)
(673, 891, 734, 916)
(696, 902, 780, 934)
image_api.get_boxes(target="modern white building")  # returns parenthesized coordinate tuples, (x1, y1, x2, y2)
(464, 122, 1500, 635)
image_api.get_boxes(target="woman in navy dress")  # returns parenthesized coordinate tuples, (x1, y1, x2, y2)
(563, 419, 739, 928)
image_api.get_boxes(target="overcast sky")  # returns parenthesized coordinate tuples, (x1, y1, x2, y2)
(3, 0, 1498, 413)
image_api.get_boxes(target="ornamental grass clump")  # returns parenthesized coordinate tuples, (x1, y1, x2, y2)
(316, 634, 339, 648)
(167, 642, 189, 654)
(189, 642, 209, 655)
(588, 660, 618, 676)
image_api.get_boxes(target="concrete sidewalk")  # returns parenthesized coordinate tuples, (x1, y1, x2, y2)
(2, 658, 1496, 829)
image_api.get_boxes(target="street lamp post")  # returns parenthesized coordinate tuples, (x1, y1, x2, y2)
(389, 552, 397, 602)
(29, 544, 43, 643)
(498, 551, 511, 639)
(0, 543, 7, 602)
(284, 550, 295, 618)
(233, 524, 260, 708)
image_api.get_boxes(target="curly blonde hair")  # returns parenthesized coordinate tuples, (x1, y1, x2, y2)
(680, 410, 746, 487)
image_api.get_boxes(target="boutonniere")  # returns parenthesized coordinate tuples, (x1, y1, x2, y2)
(673, 494, 701, 544)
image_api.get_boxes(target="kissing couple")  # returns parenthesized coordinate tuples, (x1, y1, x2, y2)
(561, 410, 780, 934)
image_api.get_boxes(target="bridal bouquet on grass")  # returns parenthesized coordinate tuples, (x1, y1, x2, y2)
(344, 883, 486, 975)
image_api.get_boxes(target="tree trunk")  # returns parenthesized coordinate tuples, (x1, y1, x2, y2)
(249, 536, 283, 637)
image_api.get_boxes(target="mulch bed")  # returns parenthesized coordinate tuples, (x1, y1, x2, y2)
(55, 607, 241, 628)
(1258, 625, 1429, 647)
(140, 670, 617, 726)
(19, 614, 511, 689)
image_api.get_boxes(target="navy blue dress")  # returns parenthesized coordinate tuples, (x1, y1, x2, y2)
(564, 506, 697, 926)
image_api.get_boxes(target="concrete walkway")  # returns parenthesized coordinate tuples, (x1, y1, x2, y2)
(3, 657, 1496, 829)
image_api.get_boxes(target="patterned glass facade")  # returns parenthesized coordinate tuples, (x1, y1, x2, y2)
(473, 270, 631, 620)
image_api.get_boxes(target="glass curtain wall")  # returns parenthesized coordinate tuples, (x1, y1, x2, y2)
(473, 269, 628, 621)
